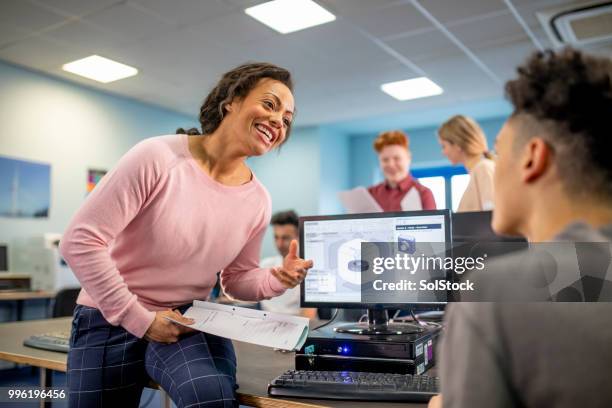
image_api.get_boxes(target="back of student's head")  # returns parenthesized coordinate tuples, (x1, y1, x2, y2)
(505, 47, 612, 201)
(438, 115, 492, 159)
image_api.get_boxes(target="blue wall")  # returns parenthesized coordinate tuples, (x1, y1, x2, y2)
(248, 126, 321, 257)
(250, 126, 352, 257)
(318, 128, 350, 216)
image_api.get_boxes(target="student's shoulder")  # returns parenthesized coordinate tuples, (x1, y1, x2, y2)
(474, 158, 496, 175)
(367, 181, 385, 194)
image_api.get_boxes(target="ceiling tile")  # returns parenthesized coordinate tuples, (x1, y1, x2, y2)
(131, 0, 233, 26)
(508, 0, 583, 7)
(0, 0, 67, 32)
(0, 35, 88, 71)
(347, 2, 432, 39)
(450, 12, 528, 50)
(0, 23, 30, 49)
(283, 19, 360, 53)
(109, 28, 227, 88)
(418, 0, 507, 24)
(187, 10, 279, 47)
(418, 54, 501, 96)
(321, 0, 402, 17)
(386, 29, 462, 63)
(83, 2, 174, 42)
(28, 0, 122, 18)
(474, 39, 538, 82)
(44, 19, 128, 55)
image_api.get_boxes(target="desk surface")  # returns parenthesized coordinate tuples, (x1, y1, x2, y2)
(0, 318, 428, 408)
(0, 290, 55, 301)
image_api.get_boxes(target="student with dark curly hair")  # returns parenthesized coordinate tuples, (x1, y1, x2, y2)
(429, 48, 612, 408)
(60, 62, 313, 408)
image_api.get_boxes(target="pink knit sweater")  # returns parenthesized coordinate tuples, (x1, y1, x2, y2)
(60, 134, 286, 338)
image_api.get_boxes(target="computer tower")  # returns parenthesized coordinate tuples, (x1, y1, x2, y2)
(296, 323, 440, 375)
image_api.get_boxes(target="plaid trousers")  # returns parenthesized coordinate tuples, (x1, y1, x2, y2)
(67, 305, 238, 408)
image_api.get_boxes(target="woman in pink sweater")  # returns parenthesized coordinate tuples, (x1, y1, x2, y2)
(60, 63, 312, 408)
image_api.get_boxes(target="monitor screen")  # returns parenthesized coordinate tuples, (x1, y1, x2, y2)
(300, 210, 451, 308)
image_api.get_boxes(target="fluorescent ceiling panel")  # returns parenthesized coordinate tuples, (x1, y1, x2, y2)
(245, 0, 336, 34)
(62, 55, 138, 83)
(381, 77, 443, 101)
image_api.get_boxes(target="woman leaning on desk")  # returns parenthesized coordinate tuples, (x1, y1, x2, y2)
(367, 130, 437, 211)
(438, 115, 495, 212)
(59, 62, 313, 408)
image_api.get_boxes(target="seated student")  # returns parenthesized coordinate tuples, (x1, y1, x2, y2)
(368, 130, 436, 211)
(428, 48, 612, 408)
(260, 210, 317, 318)
(438, 115, 495, 211)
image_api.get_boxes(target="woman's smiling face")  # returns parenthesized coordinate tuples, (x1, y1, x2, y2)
(224, 78, 295, 156)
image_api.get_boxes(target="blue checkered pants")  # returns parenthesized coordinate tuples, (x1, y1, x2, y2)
(67, 305, 238, 408)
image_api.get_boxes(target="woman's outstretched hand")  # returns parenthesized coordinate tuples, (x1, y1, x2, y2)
(271, 240, 313, 288)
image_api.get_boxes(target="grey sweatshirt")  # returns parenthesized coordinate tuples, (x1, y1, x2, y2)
(439, 223, 612, 408)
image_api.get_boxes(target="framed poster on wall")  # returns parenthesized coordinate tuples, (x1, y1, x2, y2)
(0, 155, 51, 218)
(87, 168, 107, 193)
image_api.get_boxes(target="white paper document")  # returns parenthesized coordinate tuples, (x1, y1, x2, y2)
(400, 187, 423, 211)
(167, 300, 309, 351)
(338, 187, 383, 213)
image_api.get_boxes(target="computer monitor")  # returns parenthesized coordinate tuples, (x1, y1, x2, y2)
(452, 211, 525, 243)
(452, 211, 527, 260)
(300, 210, 451, 335)
(0, 243, 8, 272)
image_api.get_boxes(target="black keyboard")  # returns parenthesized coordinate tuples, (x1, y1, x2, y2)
(23, 332, 70, 353)
(268, 370, 439, 402)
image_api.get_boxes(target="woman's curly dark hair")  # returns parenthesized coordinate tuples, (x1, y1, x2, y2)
(177, 62, 294, 140)
(505, 47, 612, 198)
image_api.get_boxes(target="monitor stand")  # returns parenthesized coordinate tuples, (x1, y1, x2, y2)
(333, 309, 425, 335)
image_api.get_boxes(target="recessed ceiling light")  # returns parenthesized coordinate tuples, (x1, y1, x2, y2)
(62, 55, 138, 83)
(245, 0, 336, 34)
(381, 77, 443, 101)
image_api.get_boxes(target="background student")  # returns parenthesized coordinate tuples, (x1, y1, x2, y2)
(438, 115, 495, 212)
(368, 130, 436, 211)
(60, 62, 313, 408)
(260, 210, 317, 318)
(429, 48, 612, 408)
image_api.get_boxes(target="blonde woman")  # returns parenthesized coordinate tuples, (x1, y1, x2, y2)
(438, 115, 495, 212)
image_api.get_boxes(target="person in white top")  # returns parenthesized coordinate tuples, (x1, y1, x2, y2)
(260, 210, 317, 318)
(438, 115, 495, 212)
